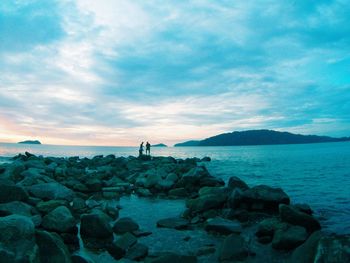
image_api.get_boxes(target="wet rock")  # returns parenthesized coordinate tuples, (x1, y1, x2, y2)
(80, 212, 113, 239)
(168, 188, 187, 198)
(0, 201, 33, 216)
(256, 217, 280, 238)
(294, 203, 313, 215)
(240, 185, 290, 212)
(0, 215, 39, 263)
(72, 197, 86, 211)
(0, 182, 29, 203)
(72, 252, 95, 263)
(198, 186, 229, 197)
(314, 235, 350, 263)
(36, 230, 71, 263)
(42, 206, 76, 233)
(132, 229, 152, 237)
(201, 157, 211, 162)
(196, 246, 216, 256)
(289, 231, 322, 263)
(36, 200, 68, 214)
(148, 252, 197, 263)
(279, 204, 321, 233)
(27, 182, 75, 201)
(113, 217, 139, 234)
(136, 188, 152, 197)
(205, 217, 242, 235)
(219, 233, 248, 262)
(186, 193, 227, 213)
(227, 188, 243, 209)
(85, 178, 102, 192)
(157, 217, 189, 230)
(125, 243, 149, 261)
(177, 166, 210, 189)
(272, 224, 308, 250)
(227, 176, 249, 191)
(107, 232, 137, 260)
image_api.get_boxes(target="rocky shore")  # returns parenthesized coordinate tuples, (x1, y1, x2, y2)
(0, 152, 349, 262)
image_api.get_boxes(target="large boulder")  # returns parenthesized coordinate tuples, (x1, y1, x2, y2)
(227, 176, 249, 191)
(272, 224, 308, 250)
(42, 206, 76, 233)
(36, 230, 72, 263)
(279, 204, 321, 233)
(80, 212, 113, 239)
(0, 215, 39, 263)
(113, 217, 139, 234)
(289, 231, 322, 263)
(107, 232, 137, 260)
(186, 193, 227, 213)
(219, 233, 248, 262)
(36, 200, 68, 214)
(205, 217, 242, 235)
(157, 217, 189, 230)
(125, 243, 149, 261)
(27, 183, 75, 201)
(314, 235, 350, 263)
(0, 182, 29, 203)
(240, 185, 290, 212)
(0, 201, 33, 217)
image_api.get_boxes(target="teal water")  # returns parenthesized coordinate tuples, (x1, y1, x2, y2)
(1, 141, 349, 234)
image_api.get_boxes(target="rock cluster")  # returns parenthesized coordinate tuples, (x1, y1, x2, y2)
(0, 152, 348, 262)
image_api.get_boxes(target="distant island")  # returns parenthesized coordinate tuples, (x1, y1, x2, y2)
(152, 143, 168, 147)
(18, 140, 42, 145)
(174, 129, 350, 147)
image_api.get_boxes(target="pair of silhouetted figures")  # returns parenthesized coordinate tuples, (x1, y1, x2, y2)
(139, 141, 151, 156)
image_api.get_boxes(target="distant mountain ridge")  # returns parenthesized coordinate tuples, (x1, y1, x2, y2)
(18, 140, 41, 145)
(174, 130, 350, 147)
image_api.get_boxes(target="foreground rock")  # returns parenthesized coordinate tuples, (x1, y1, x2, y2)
(28, 182, 75, 201)
(0, 182, 29, 203)
(113, 217, 139, 234)
(157, 217, 189, 230)
(42, 206, 76, 233)
(219, 233, 248, 262)
(205, 217, 242, 235)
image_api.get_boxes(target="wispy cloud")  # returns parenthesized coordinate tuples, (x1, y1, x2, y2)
(0, 0, 349, 145)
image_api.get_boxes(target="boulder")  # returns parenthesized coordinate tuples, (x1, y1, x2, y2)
(0, 201, 33, 217)
(219, 233, 248, 262)
(113, 217, 139, 234)
(27, 182, 75, 201)
(240, 185, 290, 212)
(125, 243, 148, 261)
(84, 178, 102, 192)
(186, 193, 227, 213)
(205, 217, 242, 235)
(279, 204, 321, 233)
(80, 212, 113, 239)
(157, 217, 189, 230)
(314, 235, 350, 263)
(177, 166, 210, 188)
(255, 217, 280, 241)
(227, 188, 243, 209)
(36, 200, 68, 214)
(71, 252, 95, 263)
(289, 231, 322, 263)
(0, 215, 39, 263)
(36, 230, 71, 263)
(227, 176, 249, 191)
(107, 232, 137, 260)
(0, 182, 29, 203)
(272, 224, 308, 250)
(168, 188, 187, 198)
(42, 206, 76, 233)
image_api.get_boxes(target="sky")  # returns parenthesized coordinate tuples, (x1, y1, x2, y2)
(0, 0, 350, 146)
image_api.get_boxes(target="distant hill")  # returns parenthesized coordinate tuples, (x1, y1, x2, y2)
(18, 140, 41, 145)
(152, 143, 168, 147)
(174, 130, 350, 147)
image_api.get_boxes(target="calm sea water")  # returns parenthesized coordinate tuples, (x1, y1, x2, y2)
(0, 142, 349, 234)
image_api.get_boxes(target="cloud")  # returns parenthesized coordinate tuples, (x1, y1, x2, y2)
(0, 0, 350, 145)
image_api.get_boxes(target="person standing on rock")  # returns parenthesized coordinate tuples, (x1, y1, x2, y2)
(146, 142, 151, 156)
(139, 142, 144, 156)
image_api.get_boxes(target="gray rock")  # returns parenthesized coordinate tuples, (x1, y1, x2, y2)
(289, 231, 322, 263)
(72, 198, 86, 211)
(0, 182, 29, 203)
(113, 217, 139, 234)
(42, 206, 76, 233)
(85, 178, 102, 192)
(28, 182, 75, 201)
(256, 217, 280, 238)
(227, 176, 249, 191)
(314, 235, 350, 263)
(240, 185, 290, 212)
(135, 188, 152, 197)
(36, 230, 72, 263)
(80, 212, 113, 239)
(36, 200, 68, 214)
(0, 215, 39, 263)
(186, 193, 227, 213)
(0, 201, 33, 216)
(272, 224, 308, 250)
(168, 188, 187, 197)
(205, 217, 242, 235)
(279, 204, 321, 232)
(219, 233, 248, 262)
(107, 232, 137, 260)
(125, 243, 148, 260)
(157, 217, 189, 230)
(72, 252, 95, 263)
(227, 188, 243, 209)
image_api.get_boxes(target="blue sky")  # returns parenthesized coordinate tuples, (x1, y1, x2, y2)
(0, 0, 349, 146)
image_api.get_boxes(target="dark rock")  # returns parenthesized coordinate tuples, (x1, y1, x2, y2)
(85, 178, 102, 192)
(313, 235, 350, 263)
(0, 182, 29, 203)
(36, 200, 68, 214)
(72, 198, 86, 211)
(42, 206, 76, 233)
(279, 204, 321, 233)
(272, 224, 308, 250)
(27, 182, 75, 201)
(168, 188, 188, 198)
(294, 203, 313, 215)
(289, 231, 322, 263)
(227, 188, 243, 209)
(240, 185, 290, 212)
(36, 230, 71, 263)
(201, 157, 211, 162)
(219, 233, 248, 262)
(0, 201, 33, 217)
(0, 215, 39, 263)
(186, 193, 226, 213)
(125, 243, 149, 261)
(227, 176, 249, 191)
(113, 217, 139, 234)
(80, 212, 113, 239)
(72, 252, 95, 263)
(205, 217, 242, 235)
(107, 232, 137, 260)
(132, 230, 152, 237)
(135, 188, 152, 197)
(148, 252, 197, 263)
(196, 246, 216, 256)
(256, 217, 280, 238)
(157, 217, 189, 230)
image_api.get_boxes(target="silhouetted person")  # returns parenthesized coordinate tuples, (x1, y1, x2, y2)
(139, 142, 144, 157)
(146, 142, 151, 156)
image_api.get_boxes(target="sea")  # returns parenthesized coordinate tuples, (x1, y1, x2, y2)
(1, 141, 349, 235)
